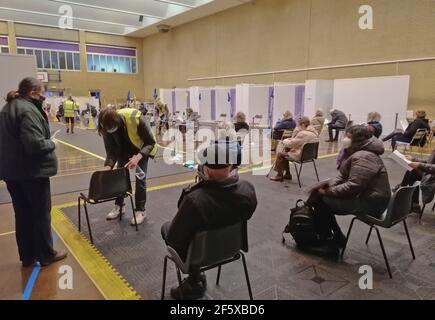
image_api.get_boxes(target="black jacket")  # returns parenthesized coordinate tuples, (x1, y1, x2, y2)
(103, 115, 156, 168)
(326, 138, 391, 214)
(235, 122, 250, 133)
(0, 98, 58, 180)
(330, 110, 348, 128)
(404, 118, 430, 139)
(166, 176, 257, 260)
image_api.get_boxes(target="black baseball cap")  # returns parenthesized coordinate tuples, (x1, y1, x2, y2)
(198, 142, 238, 169)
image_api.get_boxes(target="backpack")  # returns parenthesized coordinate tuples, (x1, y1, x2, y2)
(282, 199, 321, 247)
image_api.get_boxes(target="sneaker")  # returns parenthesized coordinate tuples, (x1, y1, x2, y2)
(106, 205, 125, 220)
(170, 279, 206, 300)
(130, 210, 147, 226)
(269, 175, 284, 182)
(283, 173, 292, 180)
(40, 250, 68, 267)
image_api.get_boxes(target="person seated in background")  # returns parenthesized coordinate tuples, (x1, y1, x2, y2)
(393, 149, 435, 213)
(179, 108, 200, 134)
(270, 117, 319, 182)
(382, 110, 430, 150)
(161, 143, 257, 300)
(307, 125, 391, 250)
(311, 109, 326, 135)
(272, 111, 297, 140)
(326, 108, 348, 142)
(234, 112, 250, 133)
(367, 112, 383, 138)
(56, 103, 64, 122)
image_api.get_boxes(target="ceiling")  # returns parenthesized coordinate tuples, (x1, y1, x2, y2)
(0, 0, 249, 37)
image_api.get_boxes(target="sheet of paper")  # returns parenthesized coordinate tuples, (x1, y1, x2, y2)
(389, 150, 413, 171)
(400, 120, 408, 131)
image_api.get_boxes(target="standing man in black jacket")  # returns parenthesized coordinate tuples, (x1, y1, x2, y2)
(161, 143, 257, 300)
(0, 77, 67, 267)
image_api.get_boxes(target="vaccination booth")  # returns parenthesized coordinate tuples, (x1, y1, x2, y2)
(272, 82, 306, 127)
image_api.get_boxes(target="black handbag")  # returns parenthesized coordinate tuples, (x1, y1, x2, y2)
(282, 199, 320, 247)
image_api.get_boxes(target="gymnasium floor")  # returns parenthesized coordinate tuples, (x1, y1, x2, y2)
(1, 122, 434, 300)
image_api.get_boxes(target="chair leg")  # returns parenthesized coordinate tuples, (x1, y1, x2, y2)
(176, 267, 182, 286)
(432, 202, 435, 211)
(129, 195, 138, 231)
(403, 220, 416, 260)
(240, 252, 253, 300)
(161, 256, 168, 300)
(78, 197, 81, 232)
(341, 217, 357, 259)
(420, 204, 426, 221)
(293, 163, 302, 188)
(267, 159, 276, 178)
(374, 226, 393, 279)
(312, 160, 320, 182)
(216, 266, 222, 286)
(83, 202, 94, 244)
(365, 226, 373, 245)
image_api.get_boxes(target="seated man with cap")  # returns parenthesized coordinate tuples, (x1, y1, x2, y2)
(161, 142, 258, 300)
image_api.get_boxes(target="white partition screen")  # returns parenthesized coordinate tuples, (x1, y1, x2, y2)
(198, 88, 212, 121)
(214, 87, 235, 121)
(305, 80, 334, 119)
(0, 54, 37, 104)
(273, 83, 305, 126)
(333, 75, 410, 135)
(159, 89, 174, 114)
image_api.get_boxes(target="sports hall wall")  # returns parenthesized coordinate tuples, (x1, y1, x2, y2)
(0, 21, 144, 106)
(142, 0, 435, 119)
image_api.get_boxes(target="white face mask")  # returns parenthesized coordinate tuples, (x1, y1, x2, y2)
(341, 137, 352, 149)
(106, 127, 118, 134)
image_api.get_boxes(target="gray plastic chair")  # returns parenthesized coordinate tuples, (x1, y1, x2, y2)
(78, 168, 137, 244)
(341, 186, 417, 278)
(161, 222, 253, 300)
(290, 142, 320, 188)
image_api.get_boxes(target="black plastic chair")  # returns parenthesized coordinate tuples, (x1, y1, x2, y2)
(341, 186, 417, 279)
(289, 142, 320, 188)
(78, 168, 138, 244)
(161, 222, 253, 300)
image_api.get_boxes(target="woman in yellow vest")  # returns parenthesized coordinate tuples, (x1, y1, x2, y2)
(98, 107, 157, 225)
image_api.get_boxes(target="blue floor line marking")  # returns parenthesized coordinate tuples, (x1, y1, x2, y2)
(21, 232, 59, 300)
(22, 265, 41, 300)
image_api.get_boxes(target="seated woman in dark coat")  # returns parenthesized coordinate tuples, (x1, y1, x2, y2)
(308, 125, 391, 248)
(272, 110, 297, 140)
(382, 110, 430, 150)
(367, 112, 383, 138)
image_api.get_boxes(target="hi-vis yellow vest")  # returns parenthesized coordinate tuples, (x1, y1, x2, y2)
(117, 108, 158, 158)
(64, 100, 76, 118)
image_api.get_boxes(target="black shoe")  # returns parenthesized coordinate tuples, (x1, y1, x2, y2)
(22, 259, 37, 268)
(66, 128, 69, 134)
(301, 242, 340, 260)
(410, 203, 422, 214)
(170, 279, 206, 300)
(40, 250, 68, 267)
(200, 273, 207, 289)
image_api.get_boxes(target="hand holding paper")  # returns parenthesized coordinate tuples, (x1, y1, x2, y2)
(389, 150, 413, 171)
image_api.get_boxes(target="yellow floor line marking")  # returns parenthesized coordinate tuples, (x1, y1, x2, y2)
(0, 230, 15, 237)
(51, 204, 141, 300)
(56, 139, 106, 161)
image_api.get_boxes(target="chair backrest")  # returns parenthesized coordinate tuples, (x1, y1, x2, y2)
(410, 129, 428, 146)
(173, 223, 246, 273)
(281, 129, 293, 140)
(345, 120, 354, 129)
(300, 142, 319, 162)
(252, 115, 263, 126)
(87, 168, 132, 203)
(384, 185, 418, 226)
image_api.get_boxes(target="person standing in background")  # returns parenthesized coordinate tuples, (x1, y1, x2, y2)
(63, 95, 78, 134)
(0, 77, 67, 267)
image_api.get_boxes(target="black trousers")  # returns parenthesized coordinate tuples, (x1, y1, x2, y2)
(400, 169, 423, 204)
(5, 178, 56, 264)
(65, 116, 75, 133)
(115, 157, 148, 211)
(382, 131, 411, 150)
(161, 221, 201, 283)
(328, 124, 345, 140)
